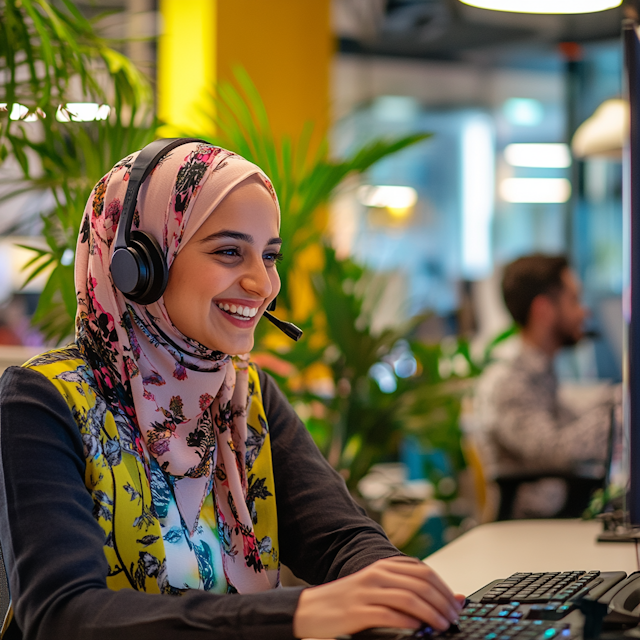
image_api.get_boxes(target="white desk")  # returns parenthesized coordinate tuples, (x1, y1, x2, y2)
(424, 519, 638, 597)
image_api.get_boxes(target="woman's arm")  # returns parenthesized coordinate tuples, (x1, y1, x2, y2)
(0, 366, 303, 640)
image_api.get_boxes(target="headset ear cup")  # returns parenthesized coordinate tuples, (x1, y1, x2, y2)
(127, 230, 168, 305)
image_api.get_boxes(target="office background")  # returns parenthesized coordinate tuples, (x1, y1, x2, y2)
(0, 0, 626, 555)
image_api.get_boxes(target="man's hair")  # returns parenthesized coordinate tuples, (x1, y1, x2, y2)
(501, 254, 569, 327)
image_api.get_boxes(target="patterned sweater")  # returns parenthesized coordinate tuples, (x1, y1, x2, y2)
(473, 341, 615, 517)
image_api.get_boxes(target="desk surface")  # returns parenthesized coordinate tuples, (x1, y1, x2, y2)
(424, 519, 638, 597)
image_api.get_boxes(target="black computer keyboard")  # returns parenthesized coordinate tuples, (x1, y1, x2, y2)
(479, 571, 604, 605)
(348, 570, 628, 640)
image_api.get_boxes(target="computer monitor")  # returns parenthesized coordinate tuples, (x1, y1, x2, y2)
(623, 18, 640, 525)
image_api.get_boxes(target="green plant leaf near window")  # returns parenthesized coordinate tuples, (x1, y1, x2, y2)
(0, 0, 155, 341)
(0, 0, 151, 162)
(5, 109, 158, 341)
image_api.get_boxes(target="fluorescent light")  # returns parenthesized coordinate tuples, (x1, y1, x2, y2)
(357, 185, 418, 209)
(500, 178, 571, 203)
(505, 143, 571, 168)
(503, 98, 544, 127)
(56, 103, 111, 122)
(461, 115, 495, 279)
(459, 0, 621, 13)
(0, 104, 38, 122)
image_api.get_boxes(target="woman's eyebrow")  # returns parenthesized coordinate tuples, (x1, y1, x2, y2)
(199, 230, 252, 243)
(199, 230, 282, 245)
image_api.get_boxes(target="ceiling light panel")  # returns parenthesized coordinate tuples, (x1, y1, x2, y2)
(459, 0, 621, 14)
(500, 178, 571, 203)
(505, 143, 571, 168)
(357, 185, 418, 209)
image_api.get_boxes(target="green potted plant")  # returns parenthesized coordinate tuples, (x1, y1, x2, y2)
(0, 0, 154, 340)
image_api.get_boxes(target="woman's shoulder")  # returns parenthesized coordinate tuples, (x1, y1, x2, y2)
(20, 345, 98, 409)
(22, 344, 86, 374)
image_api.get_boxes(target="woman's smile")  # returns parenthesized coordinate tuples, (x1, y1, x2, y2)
(214, 298, 262, 327)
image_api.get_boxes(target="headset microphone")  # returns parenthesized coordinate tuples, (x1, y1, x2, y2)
(110, 137, 303, 341)
(263, 298, 303, 341)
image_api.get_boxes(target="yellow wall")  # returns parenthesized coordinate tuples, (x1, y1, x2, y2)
(157, 0, 216, 134)
(216, 0, 331, 149)
(158, 0, 332, 146)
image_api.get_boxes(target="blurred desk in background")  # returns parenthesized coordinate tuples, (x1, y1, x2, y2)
(424, 519, 637, 597)
(0, 346, 42, 375)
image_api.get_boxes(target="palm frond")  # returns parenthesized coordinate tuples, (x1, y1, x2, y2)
(15, 109, 158, 342)
(0, 0, 151, 172)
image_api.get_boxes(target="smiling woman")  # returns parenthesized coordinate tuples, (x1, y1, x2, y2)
(0, 140, 463, 640)
(164, 175, 282, 355)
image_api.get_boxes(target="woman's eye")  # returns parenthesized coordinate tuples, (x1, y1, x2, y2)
(264, 251, 283, 264)
(213, 248, 240, 258)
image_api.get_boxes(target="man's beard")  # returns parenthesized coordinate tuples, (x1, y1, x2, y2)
(554, 322, 581, 348)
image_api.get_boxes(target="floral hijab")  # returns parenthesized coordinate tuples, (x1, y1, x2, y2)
(75, 141, 279, 594)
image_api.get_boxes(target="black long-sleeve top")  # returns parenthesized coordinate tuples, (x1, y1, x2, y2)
(0, 365, 401, 640)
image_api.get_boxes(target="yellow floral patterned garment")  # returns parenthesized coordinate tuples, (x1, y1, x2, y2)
(24, 347, 280, 594)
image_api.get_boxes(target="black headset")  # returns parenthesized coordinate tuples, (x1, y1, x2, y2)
(109, 137, 302, 341)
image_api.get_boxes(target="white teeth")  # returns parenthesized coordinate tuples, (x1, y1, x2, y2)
(217, 303, 259, 319)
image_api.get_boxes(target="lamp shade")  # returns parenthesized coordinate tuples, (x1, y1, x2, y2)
(572, 99, 627, 159)
(459, 0, 621, 14)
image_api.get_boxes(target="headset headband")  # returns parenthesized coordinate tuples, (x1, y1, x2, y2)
(113, 138, 206, 252)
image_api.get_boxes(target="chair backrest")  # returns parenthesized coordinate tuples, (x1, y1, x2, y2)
(495, 474, 604, 520)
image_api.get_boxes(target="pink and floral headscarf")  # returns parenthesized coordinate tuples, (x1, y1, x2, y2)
(75, 141, 279, 594)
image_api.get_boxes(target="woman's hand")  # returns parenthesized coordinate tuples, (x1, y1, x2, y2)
(292, 556, 465, 639)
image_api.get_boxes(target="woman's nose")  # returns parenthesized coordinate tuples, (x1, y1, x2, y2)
(240, 256, 273, 298)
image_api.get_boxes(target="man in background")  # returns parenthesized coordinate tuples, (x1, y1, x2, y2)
(474, 255, 616, 518)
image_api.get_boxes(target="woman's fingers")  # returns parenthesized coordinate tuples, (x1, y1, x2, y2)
(373, 557, 463, 617)
(366, 587, 452, 630)
(373, 572, 461, 624)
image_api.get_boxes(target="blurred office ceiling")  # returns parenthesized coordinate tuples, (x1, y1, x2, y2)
(71, 0, 625, 67)
(333, 0, 624, 63)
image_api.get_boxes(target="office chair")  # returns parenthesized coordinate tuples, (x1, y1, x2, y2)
(495, 473, 604, 521)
